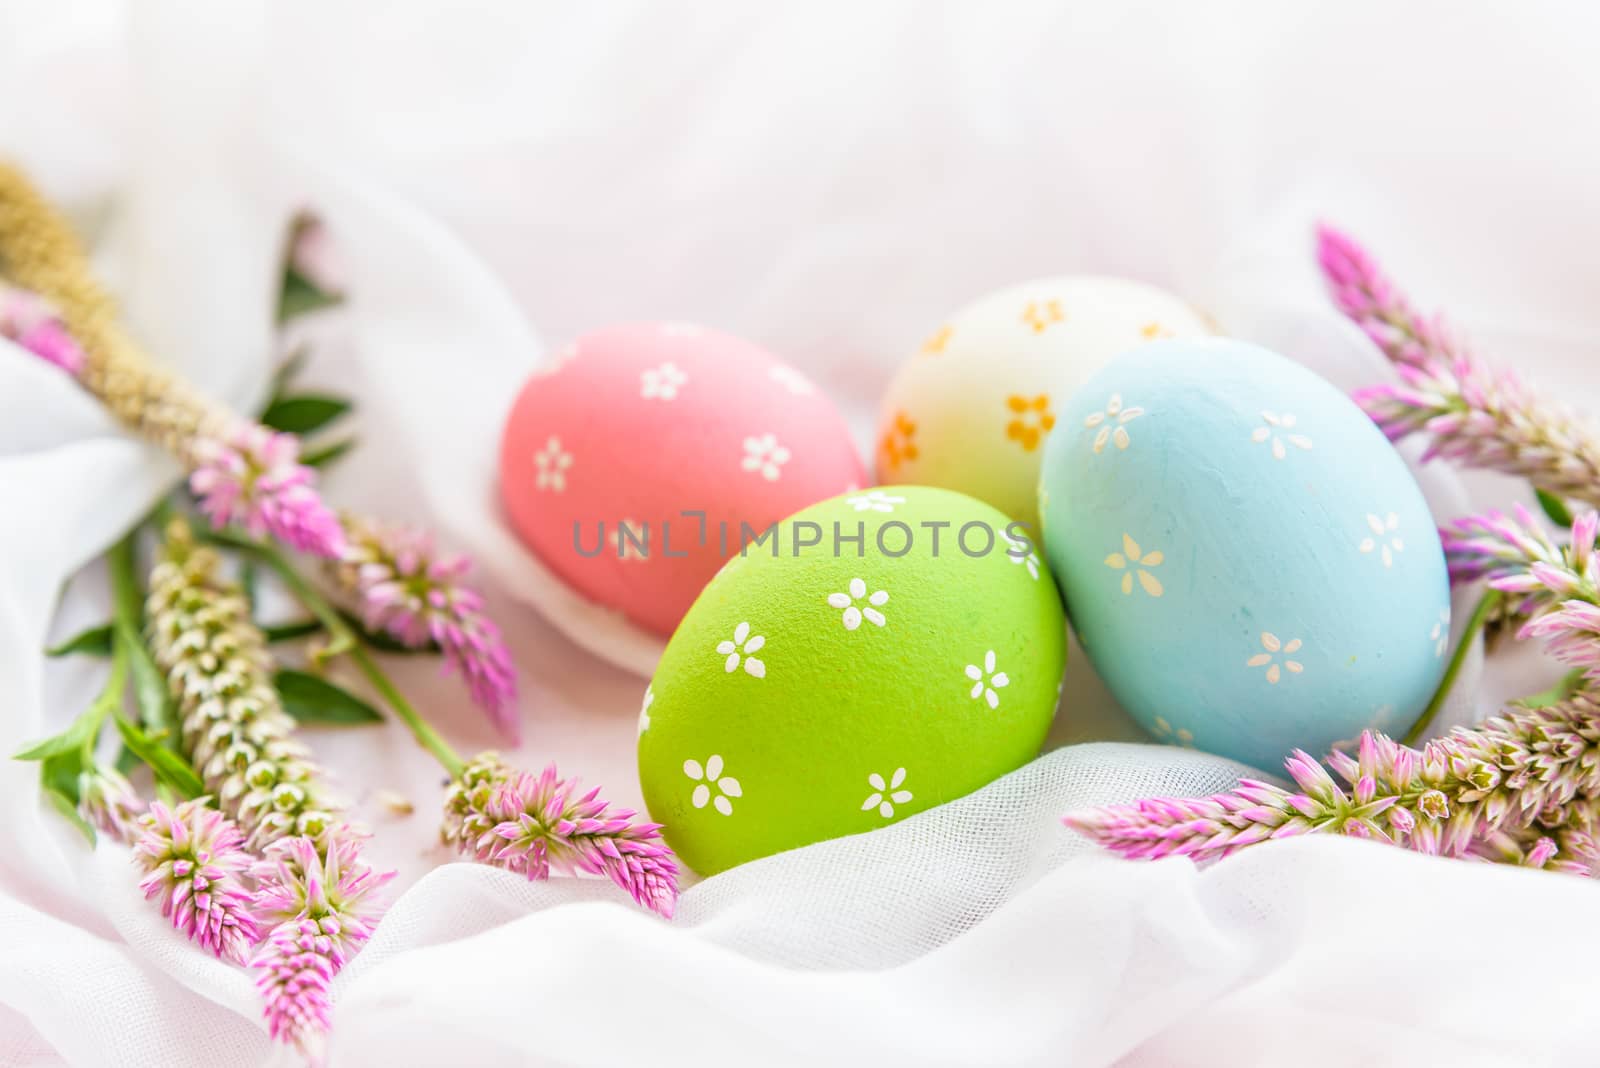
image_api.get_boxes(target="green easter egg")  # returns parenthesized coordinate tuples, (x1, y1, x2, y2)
(637, 485, 1067, 875)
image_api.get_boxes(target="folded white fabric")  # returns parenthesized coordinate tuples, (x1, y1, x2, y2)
(1, 2, 1596, 1065)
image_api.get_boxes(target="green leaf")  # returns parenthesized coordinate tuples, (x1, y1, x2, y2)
(44, 785, 96, 845)
(260, 394, 352, 435)
(278, 264, 343, 324)
(1536, 489, 1575, 529)
(13, 722, 89, 762)
(274, 669, 384, 725)
(116, 624, 180, 746)
(113, 716, 202, 797)
(264, 618, 324, 643)
(301, 437, 357, 469)
(46, 622, 113, 658)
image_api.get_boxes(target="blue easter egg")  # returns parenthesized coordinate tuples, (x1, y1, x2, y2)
(1038, 338, 1451, 771)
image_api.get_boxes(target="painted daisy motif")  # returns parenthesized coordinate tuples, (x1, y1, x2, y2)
(638, 685, 654, 735)
(1247, 631, 1304, 684)
(640, 361, 688, 400)
(827, 578, 888, 630)
(880, 412, 919, 472)
(1103, 533, 1163, 596)
(847, 490, 906, 514)
(1151, 716, 1195, 749)
(1358, 512, 1405, 567)
(1022, 299, 1065, 333)
(533, 436, 572, 492)
(1430, 607, 1451, 657)
(1084, 394, 1144, 454)
(768, 364, 815, 395)
(1252, 410, 1313, 460)
(741, 434, 791, 481)
(922, 324, 953, 354)
(683, 755, 741, 816)
(1004, 533, 1041, 580)
(1005, 393, 1056, 452)
(716, 622, 767, 678)
(861, 768, 913, 818)
(965, 650, 1009, 709)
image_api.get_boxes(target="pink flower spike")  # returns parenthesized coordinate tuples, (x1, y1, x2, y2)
(132, 800, 261, 963)
(189, 421, 346, 558)
(336, 517, 519, 739)
(252, 831, 394, 1053)
(0, 281, 87, 374)
(78, 764, 144, 843)
(442, 754, 679, 918)
(1317, 224, 1600, 506)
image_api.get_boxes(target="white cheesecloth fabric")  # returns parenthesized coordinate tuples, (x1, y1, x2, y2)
(1, 2, 1597, 1065)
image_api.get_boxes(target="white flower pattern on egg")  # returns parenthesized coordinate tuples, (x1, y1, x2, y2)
(965, 650, 1010, 709)
(716, 622, 767, 678)
(847, 491, 905, 513)
(1252, 410, 1313, 460)
(1103, 533, 1163, 596)
(827, 578, 888, 630)
(533, 436, 572, 492)
(861, 768, 913, 818)
(1004, 533, 1041, 580)
(1358, 512, 1404, 568)
(683, 754, 741, 816)
(1151, 716, 1195, 749)
(1431, 607, 1451, 657)
(741, 434, 791, 481)
(1084, 393, 1145, 454)
(640, 361, 688, 400)
(1247, 631, 1304, 684)
(768, 364, 815, 395)
(638, 685, 653, 735)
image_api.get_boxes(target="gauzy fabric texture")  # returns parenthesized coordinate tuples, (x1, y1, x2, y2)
(1, 2, 1597, 1066)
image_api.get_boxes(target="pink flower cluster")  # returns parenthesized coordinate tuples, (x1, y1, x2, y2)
(190, 422, 347, 558)
(443, 754, 679, 918)
(132, 801, 261, 963)
(339, 517, 519, 739)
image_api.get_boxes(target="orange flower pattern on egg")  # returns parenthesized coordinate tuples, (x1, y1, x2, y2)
(1021, 300, 1064, 333)
(880, 412, 919, 472)
(1005, 394, 1055, 452)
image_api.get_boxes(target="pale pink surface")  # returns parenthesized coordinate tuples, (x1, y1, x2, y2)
(499, 322, 865, 636)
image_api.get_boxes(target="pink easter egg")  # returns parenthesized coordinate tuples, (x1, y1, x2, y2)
(499, 322, 866, 637)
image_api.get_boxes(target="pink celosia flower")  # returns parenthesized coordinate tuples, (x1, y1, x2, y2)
(189, 422, 347, 558)
(132, 800, 261, 963)
(1442, 505, 1600, 682)
(251, 832, 393, 1053)
(1318, 224, 1600, 505)
(336, 517, 519, 739)
(0, 281, 86, 374)
(1065, 701, 1600, 873)
(442, 754, 679, 918)
(78, 764, 143, 843)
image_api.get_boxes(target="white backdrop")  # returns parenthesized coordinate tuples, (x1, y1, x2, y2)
(1, 2, 1597, 1065)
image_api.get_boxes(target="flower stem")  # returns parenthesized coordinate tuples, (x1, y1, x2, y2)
(1404, 588, 1502, 745)
(218, 531, 466, 778)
